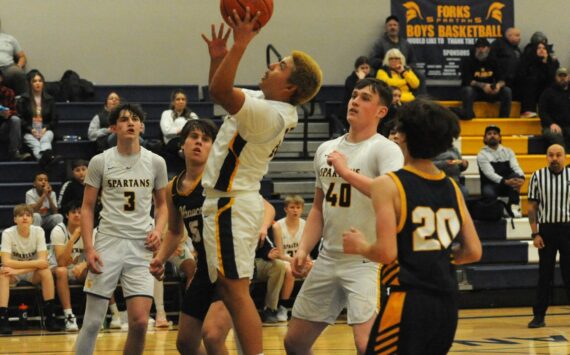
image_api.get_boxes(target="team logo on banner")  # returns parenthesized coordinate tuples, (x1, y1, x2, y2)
(391, 0, 514, 81)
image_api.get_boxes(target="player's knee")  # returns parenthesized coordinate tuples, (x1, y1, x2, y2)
(284, 333, 302, 354)
(55, 267, 68, 280)
(202, 326, 226, 349)
(175, 336, 192, 355)
(128, 316, 148, 335)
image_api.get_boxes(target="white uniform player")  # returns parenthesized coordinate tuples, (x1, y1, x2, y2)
(83, 146, 168, 298)
(292, 134, 403, 324)
(275, 217, 306, 258)
(49, 222, 85, 281)
(202, 89, 297, 282)
(1, 225, 46, 284)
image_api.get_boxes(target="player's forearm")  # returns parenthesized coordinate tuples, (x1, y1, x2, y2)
(298, 208, 323, 254)
(208, 57, 224, 86)
(4, 259, 41, 269)
(156, 230, 183, 263)
(80, 207, 95, 251)
(339, 169, 373, 197)
(153, 204, 168, 238)
(209, 44, 246, 103)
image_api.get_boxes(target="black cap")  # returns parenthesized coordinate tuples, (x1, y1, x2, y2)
(475, 38, 490, 48)
(385, 15, 399, 24)
(485, 125, 501, 134)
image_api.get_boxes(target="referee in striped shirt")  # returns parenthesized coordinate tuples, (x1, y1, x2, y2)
(527, 144, 570, 328)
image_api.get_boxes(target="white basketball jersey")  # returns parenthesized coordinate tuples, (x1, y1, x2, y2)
(85, 147, 168, 240)
(48, 222, 85, 268)
(1, 225, 46, 261)
(203, 89, 297, 193)
(315, 134, 403, 254)
(275, 217, 305, 257)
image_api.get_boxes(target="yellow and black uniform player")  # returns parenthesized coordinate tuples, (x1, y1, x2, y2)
(343, 99, 482, 355)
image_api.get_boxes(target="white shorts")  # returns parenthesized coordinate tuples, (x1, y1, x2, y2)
(83, 233, 154, 299)
(203, 193, 264, 283)
(292, 251, 379, 325)
(168, 244, 194, 273)
(9, 271, 35, 286)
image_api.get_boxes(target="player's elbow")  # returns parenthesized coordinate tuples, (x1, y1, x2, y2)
(378, 249, 397, 265)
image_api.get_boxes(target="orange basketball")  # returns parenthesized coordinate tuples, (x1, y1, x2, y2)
(220, 0, 274, 30)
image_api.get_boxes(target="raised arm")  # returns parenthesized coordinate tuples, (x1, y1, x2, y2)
(202, 9, 260, 114)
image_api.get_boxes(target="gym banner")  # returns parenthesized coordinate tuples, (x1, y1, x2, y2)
(391, 0, 514, 81)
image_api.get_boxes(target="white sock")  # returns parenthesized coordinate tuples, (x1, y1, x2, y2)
(109, 303, 120, 318)
(64, 308, 73, 317)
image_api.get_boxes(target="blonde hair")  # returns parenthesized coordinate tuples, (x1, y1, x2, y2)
(382, 48, 407, 67)
(289, 50, 323, 105)
(284, 194, 305, 207)
(13, 204, 33, 217)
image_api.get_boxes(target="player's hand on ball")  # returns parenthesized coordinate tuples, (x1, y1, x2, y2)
(343, 227, 367, 255)
(227, 7, 261, 45)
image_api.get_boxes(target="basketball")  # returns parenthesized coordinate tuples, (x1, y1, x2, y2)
(220, 0, 274, 30)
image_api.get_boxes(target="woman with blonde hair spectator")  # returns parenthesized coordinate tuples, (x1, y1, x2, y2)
(376, 48, 420, 103)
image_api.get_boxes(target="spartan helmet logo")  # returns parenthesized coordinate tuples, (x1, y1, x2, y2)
(403, 1, 424, 22)
(486, 2, 505, 23)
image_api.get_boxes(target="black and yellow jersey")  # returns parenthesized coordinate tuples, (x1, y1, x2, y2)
(381, 166, 466, 294)
(171, 171, 206, 272)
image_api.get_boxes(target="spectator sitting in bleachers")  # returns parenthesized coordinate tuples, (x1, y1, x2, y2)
(433, 143, 469, 198)
(58, 159, 87, 211)
(490, 27, 522, 90)
(459, 38, 512, 120)
(0, 70, 30, 161)
(254, 200, 287, 324)
(378, 86, 402, 137)
(516, 41, 559, 118)
(0, 204, 64, 335)
(26, 171, 63, 236)
(339, 56, 374, 135)
(272, 194, 310, 322)
(87, 91, 121, 152)
(17, 69, 61, 166)
(538, 67, 570, 148)
(376, 49, 420, 103)
(49, 200, 86, 332)
(369, 15, 417, 73)
(0, 18, 27, 95)
(160, 89, 198, 169)
(477, 125, 525, 217)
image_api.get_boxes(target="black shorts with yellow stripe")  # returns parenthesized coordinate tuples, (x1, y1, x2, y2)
(365, 289, 458, 355)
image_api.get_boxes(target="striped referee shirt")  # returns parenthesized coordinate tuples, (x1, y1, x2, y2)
(528, 165, 570, 223)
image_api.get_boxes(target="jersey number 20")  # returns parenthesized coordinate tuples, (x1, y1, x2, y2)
(412, 207, 459, 251)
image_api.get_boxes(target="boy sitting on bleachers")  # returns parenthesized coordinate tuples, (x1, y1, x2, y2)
(0, 204, 64, 334)
(49, 200, 87, 332)
(26, 171, 63, 237)
(272, 195, 312, 321)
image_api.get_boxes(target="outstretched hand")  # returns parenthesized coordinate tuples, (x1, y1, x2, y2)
(201, 23, 232, 60)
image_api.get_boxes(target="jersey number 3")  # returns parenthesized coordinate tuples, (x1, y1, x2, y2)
(412, 207, 459, 251)
(124, 191, 135, 211)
